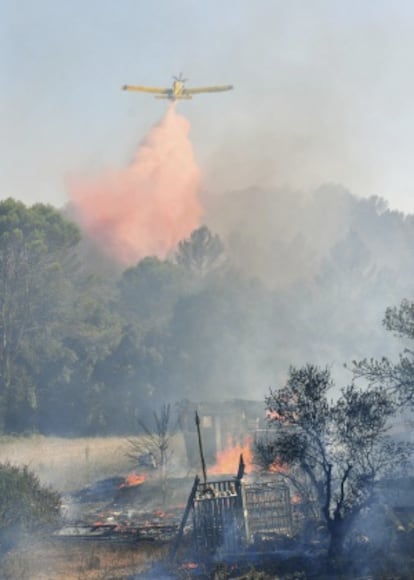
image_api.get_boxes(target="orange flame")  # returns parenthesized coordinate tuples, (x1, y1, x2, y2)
(209, 436, 254, 476)
(182, 562, 198, 570)
(268, 458, 288, 474)
(119, 473, 147, 488)
(154, 509, 167, 518)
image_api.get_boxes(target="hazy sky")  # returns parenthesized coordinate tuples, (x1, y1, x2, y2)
(2, 0, 414, 213)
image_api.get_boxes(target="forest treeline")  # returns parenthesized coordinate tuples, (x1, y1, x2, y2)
(0, 189, 413, 435)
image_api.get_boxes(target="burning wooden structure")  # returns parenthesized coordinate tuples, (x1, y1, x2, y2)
(171, 473, 293, 561)
(56, 408, 293, 567)
(170, 411, 293, 562)
(170, 414, 250, 560)
(192, 477, 249, 557)
(245, 481, 293, 540)
(178, 399, 265, 466)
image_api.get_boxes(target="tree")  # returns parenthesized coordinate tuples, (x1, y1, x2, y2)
(36, 272, 123, 435)
(0, 463, 61, 554)
(175, 226, 226, 278)
(260, 365, 412, 560)
(127, 404, 174, 504)
(353, 299, 414, 406)
(118, 256, 184, 328)
(0, 199, 80, 432)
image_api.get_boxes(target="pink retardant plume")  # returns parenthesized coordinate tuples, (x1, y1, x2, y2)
(69, 104, 203, 265)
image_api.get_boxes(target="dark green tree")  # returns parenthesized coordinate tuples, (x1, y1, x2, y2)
(0, 199, 80, 432)
(35, 272, 123, 435)
(260, 365, 411, 560)
(118, 256, 184, 328)
(0, 462, 60, 553)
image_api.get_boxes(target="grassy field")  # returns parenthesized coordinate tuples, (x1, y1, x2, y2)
(0, 435, 135, 493)
(0, 435, 189, 578)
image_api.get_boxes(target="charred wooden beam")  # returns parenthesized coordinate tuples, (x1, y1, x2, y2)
(169, 474, 200, 563)
(195, 411, 207, 484)
(237, 453, 245, 480)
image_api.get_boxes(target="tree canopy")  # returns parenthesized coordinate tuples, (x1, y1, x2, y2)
(0, 199, 80, 431)
(353, 298, 414, 406)
(1, 188, 414, 435)
(259, 365, 412, 558)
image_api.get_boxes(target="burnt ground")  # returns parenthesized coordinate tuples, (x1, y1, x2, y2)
(2, 473, 414, 579)
(61, 472, 192, 534)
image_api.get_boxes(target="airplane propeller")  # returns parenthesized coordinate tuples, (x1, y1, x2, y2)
(173, 73, 188, 82)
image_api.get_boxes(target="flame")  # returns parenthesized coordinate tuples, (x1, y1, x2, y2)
(119, 473, 147, 488)
(182, 562, 198, 570)
(209, 436, 254, 476)
(69, 104, 203, 265)
(291, 494, 302, 504)
(154, 509, 167, 518)
(207, 434, 288, 477)
(268, 458, 288, 474)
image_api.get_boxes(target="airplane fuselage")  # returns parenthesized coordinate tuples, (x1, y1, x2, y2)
(172, 79, 184, 97)
(153, 80, 192, 101)
(158, 79, 192, 101)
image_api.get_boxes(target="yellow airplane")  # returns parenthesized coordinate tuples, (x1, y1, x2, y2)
(122, 73, 233, 101)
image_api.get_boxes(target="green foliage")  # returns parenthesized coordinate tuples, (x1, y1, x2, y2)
(260, 365, 412, 558)
(0, 199, 81, 432)
(353, 298, 414, 406)
(1, 190, 414, 437)
(0, 462, 60, 553)
(0, 198, 123, 434)
(118, 256, 184, 327)
(175, 225, 226, 277)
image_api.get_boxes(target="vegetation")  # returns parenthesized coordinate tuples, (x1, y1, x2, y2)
(353, 298, 414, 406)
(127, 403, 174, 504)
(0, 190, 414, 436)
(0, 462, 61, 553)
(257, 365, 413, 559)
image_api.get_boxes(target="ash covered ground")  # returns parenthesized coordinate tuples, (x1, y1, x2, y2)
(60, 471, 192, 543)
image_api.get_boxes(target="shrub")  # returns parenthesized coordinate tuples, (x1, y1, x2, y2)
(0, 463, 61, 553)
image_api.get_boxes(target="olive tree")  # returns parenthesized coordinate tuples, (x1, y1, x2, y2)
(259, 364, 412, 559)
(353, 299, 414, 406)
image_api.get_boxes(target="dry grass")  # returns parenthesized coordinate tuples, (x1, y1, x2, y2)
(0, 435, 134, 493)
(1, 538, 168, 579)
(0, 433, 188, 493)
(0, 435, 189, 578)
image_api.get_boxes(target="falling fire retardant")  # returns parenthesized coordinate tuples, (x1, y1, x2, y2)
(69, 104, 203, 265)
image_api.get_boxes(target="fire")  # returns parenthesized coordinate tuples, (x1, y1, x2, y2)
(268, 458, 288, 474)
(207, 435, 288, 477)
(119, 473, 147, 488)
(209, 436, 254, 476)
(68, 103, 203, 265)
(181, 562, 198, 570)
(291, 494, 302, 504)
(154, 509, 167, 518)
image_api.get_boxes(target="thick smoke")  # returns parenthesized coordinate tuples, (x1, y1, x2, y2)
(69, 104, 203, 265)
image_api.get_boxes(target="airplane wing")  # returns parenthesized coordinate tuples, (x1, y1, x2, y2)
(184, 84, 233, 95)
(122, 85, 169, 95)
